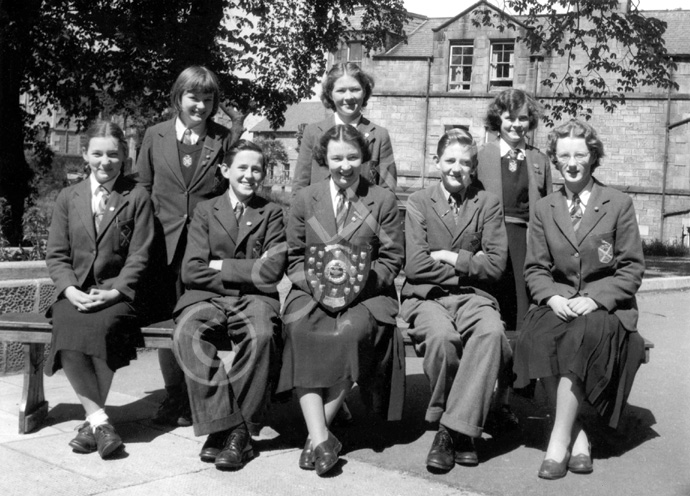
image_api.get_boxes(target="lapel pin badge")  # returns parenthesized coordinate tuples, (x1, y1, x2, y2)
(109, 206, 115, 211)
(246, 221, 252, 226)
(594, 206, 599, 212)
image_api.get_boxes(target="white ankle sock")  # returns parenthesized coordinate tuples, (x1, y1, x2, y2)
(87, 409, 110, 430)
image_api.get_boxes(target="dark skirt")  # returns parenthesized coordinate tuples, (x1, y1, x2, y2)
(277, 290, 385, 392)
(45, 298, 143, 376)
(513, 306, 646, 428)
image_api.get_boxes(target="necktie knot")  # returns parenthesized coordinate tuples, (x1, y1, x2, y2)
(94, 186, 110, 233)
(182, 128, 192, 145)
(335, 189, 348, 233)
(234, 201, 244, 221)
(449, 193, 462, 212)
(570, 193, 583, 231)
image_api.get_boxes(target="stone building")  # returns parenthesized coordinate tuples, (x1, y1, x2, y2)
(345, 0, 690, 242)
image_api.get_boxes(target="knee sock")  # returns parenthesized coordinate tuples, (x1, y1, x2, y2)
(87, 409, 110, 430)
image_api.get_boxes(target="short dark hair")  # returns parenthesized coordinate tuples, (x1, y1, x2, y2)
(546, 119, 605, 173)
(170, 66, 220, 118)
(320, 63, 375, 111)
(485, 89, 541, 133)
(225, 140, 266, 173)
(435, 128, 478, 171)
(83, 120, 128, 156)
(313, 124, 371, 168)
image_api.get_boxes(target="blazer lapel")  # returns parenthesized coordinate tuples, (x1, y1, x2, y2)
(236, 198, 265, 249)
(551, 188, 578, 250)
(340, 182, 373, 242)
(453, 189, 480, 244)
(357, 117, 376, 145)
(430, 184, 456, 238)
(576, 181, 608, 244)
(214, 194, 239, 244)
(307, 181, 338, 244)
(96, 179, 129, 242)
(160, 119, 186, 188)
(190, 123, 222, 190)
(74, 180, 96, 244)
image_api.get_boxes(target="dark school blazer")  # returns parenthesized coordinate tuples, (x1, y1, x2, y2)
(134, 117, 233, 265)
(291, 116, 397, 198)
(173, 193, 287, 317)
(46, 175, 154, 303)
(476, 141, 552, 223)
(286, 177, 404, 326)
(401, 183, 508, 303)
(524, 180, 645, 331)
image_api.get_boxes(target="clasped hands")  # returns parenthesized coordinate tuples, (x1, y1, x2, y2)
(64, 286, 123, 312)
(547, 295, 598, 322)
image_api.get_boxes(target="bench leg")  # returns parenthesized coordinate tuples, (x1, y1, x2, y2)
(19, 343, 49, 434)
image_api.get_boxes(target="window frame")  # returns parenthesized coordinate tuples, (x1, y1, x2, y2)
(489, 41, 515, 90)
(332, 40, 364, 66)
(448, 41, 474, 92)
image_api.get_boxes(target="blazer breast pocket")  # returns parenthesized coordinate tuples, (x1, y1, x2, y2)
(587, 229, 616, 267)
(116, 217, 134, 252)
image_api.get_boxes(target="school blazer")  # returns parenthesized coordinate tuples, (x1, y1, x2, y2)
(286, 178, 404, 325)
(524, 180, 645, 331)
(476, 141, 552, 223)
(173, 193, 287, 316)
(134, 117, 232, 265)
(401, 183, 508, 302)
(46, 175, 154, 304)
(291, 116, 397, 198)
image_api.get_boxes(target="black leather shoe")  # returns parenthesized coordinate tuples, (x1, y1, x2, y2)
(69, 423, 96, 453)
(215, 425, 255, 470)
(538, 450, 570, 480)
(299, 438, 315, 470)
(153, 389, 192, 427)
(486, 405, 520, 434)
(199, 429, 231, 463)
(454, 433, 479, 466)
(426, 427, 454, 472)
(313, 433, 341, 476)
(94, 424, 123, 459)
(568, 444, 593, 474)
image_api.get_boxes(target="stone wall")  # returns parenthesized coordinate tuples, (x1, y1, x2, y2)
(0, 262, 55, 375)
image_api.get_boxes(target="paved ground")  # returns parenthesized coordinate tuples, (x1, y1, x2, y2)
(1, 286, 689, 496)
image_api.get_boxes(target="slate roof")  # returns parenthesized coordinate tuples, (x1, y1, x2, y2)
(381, 3, 690, 58)
(250, 101, 328, 133)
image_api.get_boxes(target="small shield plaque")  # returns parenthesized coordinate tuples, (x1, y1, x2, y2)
(598, 240, 613, 264)
(305, 241, 371, 311)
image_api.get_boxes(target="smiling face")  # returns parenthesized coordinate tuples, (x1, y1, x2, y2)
(435, 143, 475, 194)
(327, 139, 362, 190)
(331, 75, 364, 124)
(220, 150, 265, 202)
(499, 103, 530, 148)
(83, 137, 125, 184)
(178, 91, 214, 129)
(555, 136, 593, 193)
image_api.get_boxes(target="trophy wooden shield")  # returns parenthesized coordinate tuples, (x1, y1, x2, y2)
(305, 241, 372, 311)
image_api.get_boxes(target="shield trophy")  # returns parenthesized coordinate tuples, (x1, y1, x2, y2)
(305, 241, 372, 312)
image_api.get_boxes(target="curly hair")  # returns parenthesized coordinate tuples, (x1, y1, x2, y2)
(320, 63, 375, 112)
(485, 89, 541, 133)
(170, 66, 221, 118)
(545, 119, 605, 173)
(313, 124, 372, 168)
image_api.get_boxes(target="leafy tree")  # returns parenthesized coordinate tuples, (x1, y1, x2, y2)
(254, 135, 290, 182)
(0, 0, 407, 244)
(473, 0, 677, 125)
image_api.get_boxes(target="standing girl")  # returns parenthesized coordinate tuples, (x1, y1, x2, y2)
(45, 120, 154, 458)
(135, 66, 233, 426)
(292, 63, 397, 197)
(278, 124, 404, 476)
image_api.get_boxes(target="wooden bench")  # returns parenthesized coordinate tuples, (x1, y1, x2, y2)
(0, 312, 653, 434)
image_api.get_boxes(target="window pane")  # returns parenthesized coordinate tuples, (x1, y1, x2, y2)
(449, 43, 473, 91)
(348, 42, 362, 62)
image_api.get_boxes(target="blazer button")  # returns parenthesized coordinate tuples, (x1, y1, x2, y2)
(574, 253, 579, 258)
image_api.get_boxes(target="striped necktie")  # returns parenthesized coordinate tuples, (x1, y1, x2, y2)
(234, 201, 244, 221)
(570, 193, 583, 231)
(335, 189, 348, 233)
(94, 185, 110, 233)
(449, 193, 462, 226)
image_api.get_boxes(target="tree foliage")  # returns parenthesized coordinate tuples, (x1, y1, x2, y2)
(0, 0, 406, 243)
(473, 0, 677, 125)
